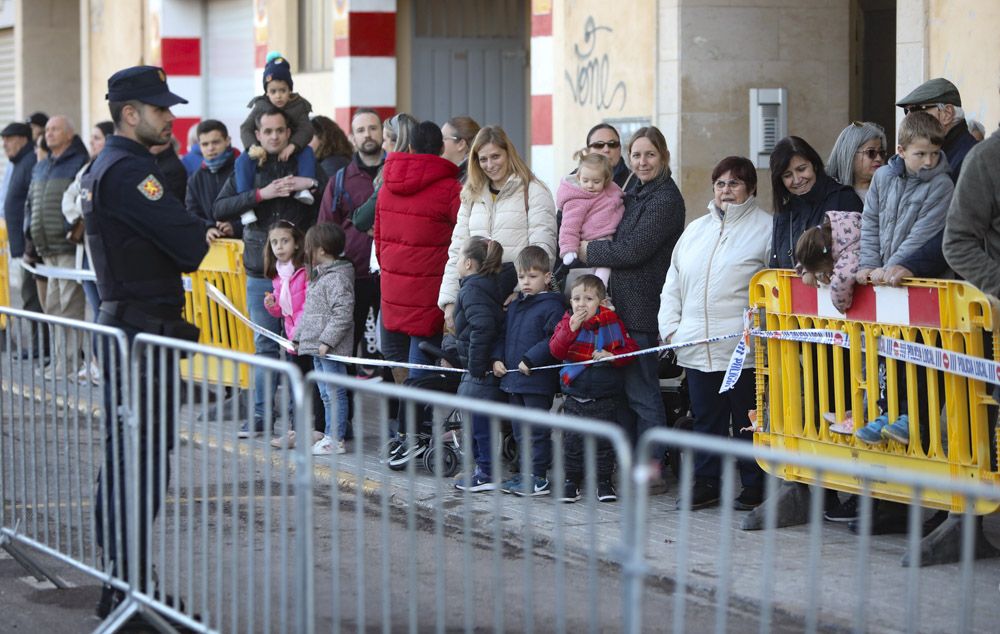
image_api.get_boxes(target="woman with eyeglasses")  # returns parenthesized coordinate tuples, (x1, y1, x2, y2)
(657, 156, 771, 510)
(768, 136, 863, 270)
(577, 126, 684, 464)
(827, 122, 888, 201)
(583, 123, 632, 188)
(440, 115, 481, 183)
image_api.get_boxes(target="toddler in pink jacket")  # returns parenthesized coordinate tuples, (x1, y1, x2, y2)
(794, 210, 862, 314)
(263, 220, 308, 340)
(556, 154, 625, 285)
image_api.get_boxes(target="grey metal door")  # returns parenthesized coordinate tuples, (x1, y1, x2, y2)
(410, 0, 527, 155)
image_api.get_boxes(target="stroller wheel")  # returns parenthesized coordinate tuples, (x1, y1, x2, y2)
(423, 443, 459, 478)
(501, 430, 518, 466)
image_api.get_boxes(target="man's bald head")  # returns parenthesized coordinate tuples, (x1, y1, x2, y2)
(45, 115, 75, 157)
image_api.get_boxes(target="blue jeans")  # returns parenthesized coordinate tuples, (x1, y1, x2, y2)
(622, 330, 667, 455)
(234, 146, 317, 194)
(313, 356, 349, 440)
(458, 374, 504, 477)
(509, 393, 553, 477)
(379, 323, 442, 382)
(246, 275, 282, 421)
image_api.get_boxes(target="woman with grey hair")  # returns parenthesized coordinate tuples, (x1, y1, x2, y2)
(352, 113, 420, 232)
(826, 121, 887, 201)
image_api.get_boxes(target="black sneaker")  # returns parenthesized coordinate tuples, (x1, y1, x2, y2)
(556, 479, 581, 503)
(237, 417, 265, 438)
(733, 486, 763, 511)
(596, 480, 617, 503)
(848, 501, 909, 535)
(387, 434, 426, 468)
(824, 495, 858, 522)
(678, 481, 719, 510)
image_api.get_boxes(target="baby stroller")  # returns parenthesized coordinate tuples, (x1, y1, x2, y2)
(385, 340, 518, 476)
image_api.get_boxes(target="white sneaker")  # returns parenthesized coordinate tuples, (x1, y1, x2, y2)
(312, 436, 334, 455)
(294, 189, 314, 205)
(336, 439, 347, 455)
(76, 362, 101, 385)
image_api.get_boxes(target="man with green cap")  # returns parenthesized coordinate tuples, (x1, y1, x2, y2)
(897, 77, 978, 182)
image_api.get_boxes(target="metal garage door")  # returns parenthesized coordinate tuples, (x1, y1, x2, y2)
(205, 0, 255, 150)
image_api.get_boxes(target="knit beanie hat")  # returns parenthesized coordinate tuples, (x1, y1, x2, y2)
(263, 52, 293, 91)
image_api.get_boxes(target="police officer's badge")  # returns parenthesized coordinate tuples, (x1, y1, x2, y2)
(138, 175, 164, 200)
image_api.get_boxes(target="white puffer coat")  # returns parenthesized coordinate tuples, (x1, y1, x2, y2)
(437, 175, 557, 309)
(658, 196, 772, 372)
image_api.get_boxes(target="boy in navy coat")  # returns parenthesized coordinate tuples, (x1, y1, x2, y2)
(492, 246, 566, 496)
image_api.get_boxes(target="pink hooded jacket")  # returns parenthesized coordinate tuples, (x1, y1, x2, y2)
(555, 176, 625, 256)
(826, 210, 862, 313)
(265, 266, 308, 340)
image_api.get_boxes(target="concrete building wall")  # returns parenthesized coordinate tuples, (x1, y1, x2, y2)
(85, 0, 146, 128)
(16, 0, 82, 126)
(665, 0, 852, 217)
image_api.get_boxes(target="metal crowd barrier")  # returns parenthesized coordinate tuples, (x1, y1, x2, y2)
(0, 221, 10, 328)
(750, 270, 1000, 511)
(0, 306, 130, 598)
(181, 238, 253, 389)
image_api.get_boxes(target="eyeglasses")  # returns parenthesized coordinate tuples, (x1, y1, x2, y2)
(713, 179, 744, 190)
(855, 148, 887, 160)
(588, 140, 621, 150)
(443, 135, 461, 142)
(903, 103, 943, 115)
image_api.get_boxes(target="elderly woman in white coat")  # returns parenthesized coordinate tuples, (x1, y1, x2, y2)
(438, 126, 557, 327)
(658, 156, 771, 512)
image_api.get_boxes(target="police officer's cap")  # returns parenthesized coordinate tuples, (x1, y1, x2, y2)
(106, 66, 189, 107)
(0, 122, 32, 137)
(896, 77, 962, 108)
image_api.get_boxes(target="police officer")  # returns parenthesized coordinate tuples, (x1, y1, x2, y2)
(84, 66, 215, 619)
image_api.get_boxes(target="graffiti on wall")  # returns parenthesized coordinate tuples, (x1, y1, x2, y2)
(565, 16, 627, 112)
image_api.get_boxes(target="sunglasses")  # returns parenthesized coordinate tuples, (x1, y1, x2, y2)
(588, 140, 621, 150)
(903, 103, 943, 115)
(855, 148, 887, 160)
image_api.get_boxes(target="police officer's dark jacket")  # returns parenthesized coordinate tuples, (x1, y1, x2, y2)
(28, 135, 89, 257)
(82, 135, 208, 310)
(212, 153, 318, 277)
(3, 139, 37, 258)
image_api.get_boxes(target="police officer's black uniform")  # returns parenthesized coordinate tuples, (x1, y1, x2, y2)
(83, 66, 209, 617)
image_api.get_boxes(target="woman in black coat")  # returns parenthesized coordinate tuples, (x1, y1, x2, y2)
(768, 136, 863, 270)
(578, 126, 686, 455)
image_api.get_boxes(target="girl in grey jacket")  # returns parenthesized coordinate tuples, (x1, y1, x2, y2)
(295, 224, 355, 455)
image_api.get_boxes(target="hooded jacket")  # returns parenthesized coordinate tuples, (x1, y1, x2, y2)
(374, 152, 461, 337)
(265, 265, 308, 340)
(585, 172, 686, 335)
(555, 176, 625, 256)
(294, 259, 355, 357)
(859, 153, 953, 269)
(493, 290, 565, 395)
(27, 135, 89, 257)
(438, 175, 557, 309)
(943, 129, 1000, 296)
(658, 195, 771, 372)
(769, 173, 863, 270)
(239, 93, 314, 153)
(3, 139, 37, 258)
(824, 210, 863, 313)
(454, 272, 505, 377)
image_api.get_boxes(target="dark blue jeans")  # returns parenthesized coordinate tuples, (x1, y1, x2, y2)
(508, 392, 553, 477)
(458, 374, 504, 477)
(621, 330, 667, 454)
(234, 146, 317, 194)
(246, 275, 282, 422)
(379, 323, 442, 382)
(686, 367, 762, 489)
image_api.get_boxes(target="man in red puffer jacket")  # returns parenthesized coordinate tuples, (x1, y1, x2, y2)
(375, 121, 461, 383)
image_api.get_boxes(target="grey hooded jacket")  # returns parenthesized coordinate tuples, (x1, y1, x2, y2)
(859, 152, 954, 269)
(294, 259, 355, 357)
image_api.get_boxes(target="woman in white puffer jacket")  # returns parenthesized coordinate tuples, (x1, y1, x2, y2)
(657, 156, 772, 511)
(438, 126, 557, 327)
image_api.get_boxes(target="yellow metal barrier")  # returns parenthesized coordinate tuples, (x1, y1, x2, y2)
(751, 269, 1000, 514)
(0, 221, 9, 328)
(181, 239, 253, 389)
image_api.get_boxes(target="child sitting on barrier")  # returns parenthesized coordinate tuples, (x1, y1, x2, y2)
(294, 223, 355, 455)
(795, 211, 862, 314)
(452, 236, 507, 492)
(492, 246, 565, 497)
(854, 111, 954, 448)
(556, 153, 625, 286)
(235, 52, 317, 204)
(549, 274, 638, 503)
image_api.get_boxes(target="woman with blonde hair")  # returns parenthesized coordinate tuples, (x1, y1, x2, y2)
(438, 126, 557, 327)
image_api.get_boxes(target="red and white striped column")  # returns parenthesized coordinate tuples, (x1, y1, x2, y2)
(158, 0, 204, 149)
(333, 0, 397, 131)
(529, 0, 555, 191)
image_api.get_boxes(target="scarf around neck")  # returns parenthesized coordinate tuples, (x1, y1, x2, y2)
(204, 147, 234, 173)
(276, 260, 297, 317)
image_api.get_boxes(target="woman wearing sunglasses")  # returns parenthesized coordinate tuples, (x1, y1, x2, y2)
(826, 121, 888, 201)
(583, 123, 632, 188)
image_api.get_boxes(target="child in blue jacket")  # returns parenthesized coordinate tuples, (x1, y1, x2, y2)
(492, 246, 566, 496)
